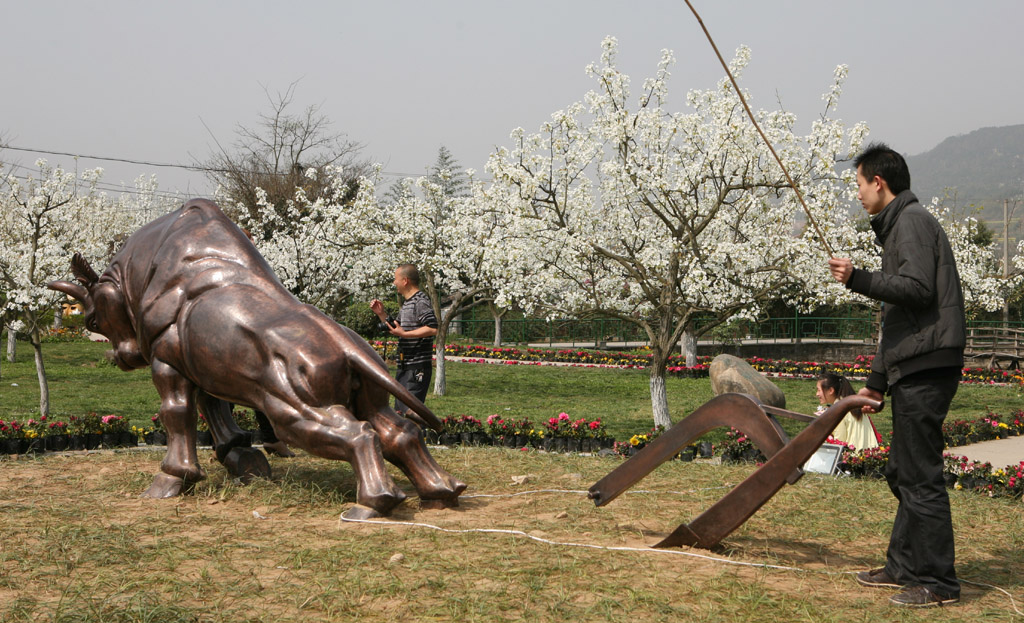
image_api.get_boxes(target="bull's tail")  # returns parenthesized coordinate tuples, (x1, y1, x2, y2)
(338, 325, 443, 432)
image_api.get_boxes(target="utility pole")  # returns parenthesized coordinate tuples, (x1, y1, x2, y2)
(1005, 198, 1010, 325)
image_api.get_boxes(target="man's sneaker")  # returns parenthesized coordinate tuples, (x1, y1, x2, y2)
(889, 586, 959, 608)
(856, 567, 903, 589)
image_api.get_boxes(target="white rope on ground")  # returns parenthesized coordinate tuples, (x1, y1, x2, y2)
(340, 514, 810, 573)
(340, 487, 1024, 614)
(960, 580, 1023, 616)
(461, 486, 732, 500)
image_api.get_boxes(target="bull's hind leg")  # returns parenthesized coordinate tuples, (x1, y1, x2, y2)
(263, 397, 406, 517)
(196, 393, 271, 484)
(143, 359, 206, 498)
(363, 402, 466, 509)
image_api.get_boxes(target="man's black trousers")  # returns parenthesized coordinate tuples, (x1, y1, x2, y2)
(884, 369, 961, 598)
(394, 362, 432, 414)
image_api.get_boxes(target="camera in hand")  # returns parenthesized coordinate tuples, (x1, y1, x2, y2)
(378, 316, 398, 333)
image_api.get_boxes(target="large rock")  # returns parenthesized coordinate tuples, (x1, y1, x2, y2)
(709, 354, 786, 408)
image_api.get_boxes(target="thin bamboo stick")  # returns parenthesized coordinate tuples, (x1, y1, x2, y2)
(684, 0, 836, 258)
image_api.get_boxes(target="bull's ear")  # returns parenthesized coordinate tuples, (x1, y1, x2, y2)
(71, 253, 99, 287)
(48, 280, 89, 303)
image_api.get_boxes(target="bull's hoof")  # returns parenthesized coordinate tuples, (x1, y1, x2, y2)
(141, 473, 188, 498)
(222, 447, 272, 484)
(359, 489, 407, 517)
(419, 497, 460, 510)
(213, 433, 253, 463)
(419, 477, 468, 502)
(342, 504, 383, 520)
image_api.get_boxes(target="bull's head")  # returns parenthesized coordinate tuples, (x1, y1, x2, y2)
(48, 253, 146, 371)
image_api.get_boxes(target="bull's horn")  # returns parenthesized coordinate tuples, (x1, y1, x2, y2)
(48, 280, 89, 303)
(71, 253, 99, 287)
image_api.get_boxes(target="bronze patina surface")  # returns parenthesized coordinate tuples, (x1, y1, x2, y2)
(589, 393, 881, 549)
(50, 199, 465, 517)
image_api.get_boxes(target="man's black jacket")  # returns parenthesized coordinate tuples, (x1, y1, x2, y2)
(845, 190, 966, 393)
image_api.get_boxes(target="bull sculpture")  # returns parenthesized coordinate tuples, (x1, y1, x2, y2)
(49, 199, 465, 518)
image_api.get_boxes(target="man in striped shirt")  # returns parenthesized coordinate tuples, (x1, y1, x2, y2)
(370, 264, 438, 416)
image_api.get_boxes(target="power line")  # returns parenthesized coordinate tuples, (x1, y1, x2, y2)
(3, 161, 202, 202)
(1, 143, 437, 179)
(1, 144, 217, 173)
(1, 169, 190, 206)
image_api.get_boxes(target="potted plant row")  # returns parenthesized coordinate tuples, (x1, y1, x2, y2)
(424, 413, 615, 453)
(0, 413, 139, 454)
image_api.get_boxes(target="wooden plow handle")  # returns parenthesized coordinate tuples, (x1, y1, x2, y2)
(588, 394, 882, 549)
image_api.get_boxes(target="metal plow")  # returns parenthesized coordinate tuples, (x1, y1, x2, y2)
(588, 393, 882, 549)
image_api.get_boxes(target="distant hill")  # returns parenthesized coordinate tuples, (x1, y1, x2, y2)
(906, 125, 1024, 233)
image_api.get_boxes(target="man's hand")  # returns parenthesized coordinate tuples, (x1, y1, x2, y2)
(369, 299, 386, 320)
(391, 325, 438, 339)
(857, 386, 884, 414)
(828, 258, 854, 284)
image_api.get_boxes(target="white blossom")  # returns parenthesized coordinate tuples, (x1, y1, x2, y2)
(484, 37, 866, 427)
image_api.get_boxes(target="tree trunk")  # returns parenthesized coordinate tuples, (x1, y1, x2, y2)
(681, 325, 697, 367)
(433, 341, 447, 396)
(31, 327, 50, 416)
(6, 325, 15, 362)
(649, 372, 671, 429)
(432, 325, 448, 393)
(53, 306, 63, 329)
(493, 313, 503, 346)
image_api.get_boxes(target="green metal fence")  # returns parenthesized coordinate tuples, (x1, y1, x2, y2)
(453, 316, 877, 346)
(452, 316, 1024, 347)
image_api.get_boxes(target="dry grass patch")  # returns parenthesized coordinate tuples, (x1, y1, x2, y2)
(1, 447, 1022, 622)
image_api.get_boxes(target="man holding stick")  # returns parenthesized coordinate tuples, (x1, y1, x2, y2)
(828, 143, 965, 608)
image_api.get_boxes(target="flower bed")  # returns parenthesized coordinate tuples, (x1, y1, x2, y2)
(943, 410, 1023, 445)
(716, 410, 1024, 499)
(425, 412, 613, 454)
(6, 405, 1023, 499)
(38, 326, 91, 343)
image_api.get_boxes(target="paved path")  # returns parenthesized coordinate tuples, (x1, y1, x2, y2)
(947, 435, 1024, 468)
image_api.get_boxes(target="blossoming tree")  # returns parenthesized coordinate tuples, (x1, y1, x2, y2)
(225, 166, 369, 314)
(336, 169, 501, 397)
(0, 160, 148, 415)
(926, 201, 1023, 316)
(485, 38, 868, 428)
(238, 157, 502, 398)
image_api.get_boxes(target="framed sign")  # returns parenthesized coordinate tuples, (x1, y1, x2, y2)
(803, 442, 845, 475)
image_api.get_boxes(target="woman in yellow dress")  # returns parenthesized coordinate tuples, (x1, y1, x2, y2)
(815, 372, 881, 450)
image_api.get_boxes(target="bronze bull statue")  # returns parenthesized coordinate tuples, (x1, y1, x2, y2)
(49, 199, 465, 518)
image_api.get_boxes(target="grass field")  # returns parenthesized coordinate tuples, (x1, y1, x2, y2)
(2, 340, 1023, 444)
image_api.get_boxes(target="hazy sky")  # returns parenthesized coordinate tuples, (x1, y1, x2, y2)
(3, 0, 1022, 200)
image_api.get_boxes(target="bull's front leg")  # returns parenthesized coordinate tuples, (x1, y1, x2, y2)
(361, 397, 466, 510)
(142, 359, 206, 498)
